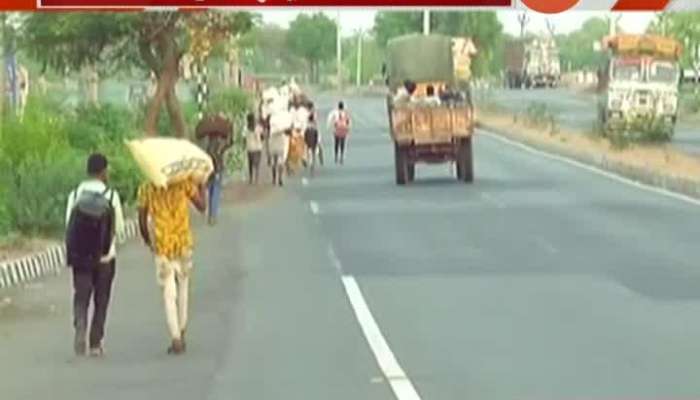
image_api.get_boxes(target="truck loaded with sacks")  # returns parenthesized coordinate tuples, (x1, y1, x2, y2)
(385, 34, 477, 185)
(597, 34, 682, 140)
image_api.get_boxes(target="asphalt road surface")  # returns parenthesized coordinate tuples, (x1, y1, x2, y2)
(3, 95, 700, 400)
(484, 87, 700, 156)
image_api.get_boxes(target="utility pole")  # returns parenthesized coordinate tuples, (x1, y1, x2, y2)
(423, 9, 430, 35)
(0, 13, 6, 118)
(608, 13, 622, 36)
(518, 12, 530, 38)
(336, 11, 342, 90)
(356, 30, 363, 87)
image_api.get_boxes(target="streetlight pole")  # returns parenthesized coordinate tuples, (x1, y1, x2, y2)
(423, 9, 430, 35)
(336, 11, 342, 90)
(356, 30, 363, 87)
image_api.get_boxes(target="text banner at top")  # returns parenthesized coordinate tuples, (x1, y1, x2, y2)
(37, 0, 512, 8)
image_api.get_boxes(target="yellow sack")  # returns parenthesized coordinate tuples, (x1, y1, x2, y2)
(125, 137, 214, 188)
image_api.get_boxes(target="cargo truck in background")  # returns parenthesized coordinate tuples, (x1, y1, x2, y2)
(505, 37, 561, 89)
(384, 34, 476, 185)
(596, 34, 682, 140)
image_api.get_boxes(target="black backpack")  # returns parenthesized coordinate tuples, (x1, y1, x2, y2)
(65, 187, 115, 269)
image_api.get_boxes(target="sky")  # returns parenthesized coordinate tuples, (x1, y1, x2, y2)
(261, 10, 657, 37)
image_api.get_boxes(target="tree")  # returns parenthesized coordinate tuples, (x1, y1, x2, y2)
(239, 24, 306, 76)
(286, 13, 337, 84)
(558, 17, 608, 71)
(20, 11, 254, 137)
(649, 12, 700, 70)
(373, 12, 422, 47)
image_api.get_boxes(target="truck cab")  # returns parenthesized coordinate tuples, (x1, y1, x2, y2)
(597, 34, 682, 140)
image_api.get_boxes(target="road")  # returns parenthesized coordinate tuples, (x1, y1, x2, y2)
(483, 87, 700, 156)
(4, 95, 700, 399)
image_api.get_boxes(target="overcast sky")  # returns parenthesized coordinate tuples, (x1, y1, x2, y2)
(261, 10, 657, 37)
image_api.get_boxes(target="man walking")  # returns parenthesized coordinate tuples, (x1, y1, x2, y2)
(137, 179, 206, 355)
(65, 153, 125, 357)
(196, 113, 233, 226)
(327, 101, 351, 164)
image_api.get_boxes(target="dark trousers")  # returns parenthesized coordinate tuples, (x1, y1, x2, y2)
(247, 150, 262, 183)
(334, 136, 346, 162)
(72, 260, 116, 352)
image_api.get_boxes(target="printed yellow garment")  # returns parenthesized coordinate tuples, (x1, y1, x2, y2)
(138, 180, 198, 260)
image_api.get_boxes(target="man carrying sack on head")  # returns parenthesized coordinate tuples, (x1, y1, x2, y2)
(128, 137, 211, 356)
(195, 113, 233, 226)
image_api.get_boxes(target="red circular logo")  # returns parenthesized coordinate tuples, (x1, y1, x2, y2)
(521, 0, 580, 14)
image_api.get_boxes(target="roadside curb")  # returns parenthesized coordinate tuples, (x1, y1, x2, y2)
(0, 220, 140, 290)
(477, 121, 700, 201)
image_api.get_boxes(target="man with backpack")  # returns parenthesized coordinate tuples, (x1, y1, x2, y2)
(65, 153, 125, 357)
(327, 101, 351, 165)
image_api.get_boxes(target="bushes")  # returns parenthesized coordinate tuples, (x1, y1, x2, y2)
(1, 95, 140, 237)
(1, 85, 253, 238)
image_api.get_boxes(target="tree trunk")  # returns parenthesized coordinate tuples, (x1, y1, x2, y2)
(142, 26, 184, 137)
(165, 85, 186, 138)
(144, 68, 174, 136)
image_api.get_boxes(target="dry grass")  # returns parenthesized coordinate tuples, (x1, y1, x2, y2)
(478, 108, 700, 182)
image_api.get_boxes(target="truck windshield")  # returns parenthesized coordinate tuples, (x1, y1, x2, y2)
(613, 59, 642, 81)
(649, 61, 678, 83)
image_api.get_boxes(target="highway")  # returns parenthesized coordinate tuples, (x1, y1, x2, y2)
(483, 87, 700, 156)
(3, 95, 700, 399)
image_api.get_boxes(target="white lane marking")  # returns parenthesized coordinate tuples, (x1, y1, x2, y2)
(341, 275, 422, 400)
(480, 129, 700, 208)
(327, 246, 343, 273)
(309, 201, 320, 215)
(302, 177, 309, 187)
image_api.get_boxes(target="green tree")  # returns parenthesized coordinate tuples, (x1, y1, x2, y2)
(649, 12, 700, 69)
(240, 24, 306, 76)
(373, 12, 422, 47)
(286, 13, 337, 83)
(20, 11, 253, 137)
(558, 17, 608, 71)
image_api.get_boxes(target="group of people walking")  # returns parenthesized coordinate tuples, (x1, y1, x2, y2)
(251, 81, 352, 186)
(63, 80, 353, 359)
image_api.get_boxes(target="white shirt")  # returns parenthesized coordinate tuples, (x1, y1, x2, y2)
(246, 126, 264, 152)
(65, 179, 125, 263)
(292, 107, 310, 131)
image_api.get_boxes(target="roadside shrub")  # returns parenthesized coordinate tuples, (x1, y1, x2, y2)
(6, 146, 83, 236)
(524, 102, 558, 134)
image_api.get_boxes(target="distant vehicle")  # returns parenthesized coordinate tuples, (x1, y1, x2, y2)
(385, 34, 476, 185)
(505, 37, 561, 89)
(596, 34, 682, 140)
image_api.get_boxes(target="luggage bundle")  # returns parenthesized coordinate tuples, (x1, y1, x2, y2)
(126, 137, 214, 188)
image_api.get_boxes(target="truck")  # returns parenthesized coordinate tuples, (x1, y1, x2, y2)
(505, 37, 561, 89)
(596, 34, 682, 140)
(385, 34, 475, 185)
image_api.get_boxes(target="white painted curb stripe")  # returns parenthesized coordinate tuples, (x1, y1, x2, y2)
(0, 219, 140, 290)
(341, 275, 422, 400)
(480, 129, 700, 208)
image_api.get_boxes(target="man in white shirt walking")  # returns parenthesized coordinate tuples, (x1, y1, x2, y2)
(65, 153, 125, 357)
